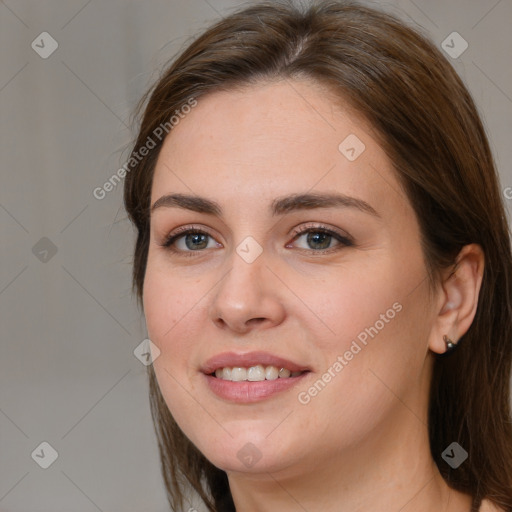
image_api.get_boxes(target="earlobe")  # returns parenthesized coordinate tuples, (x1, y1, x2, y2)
(442, 334, 457, 352)
(428, 243, 485, 355)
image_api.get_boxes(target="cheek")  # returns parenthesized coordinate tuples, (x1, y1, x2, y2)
(143, 267, 207, 434)
(291, 302, 424, 453)
(143, 259, 201, 347)
(293, 263, 404, 352)
(298, 253, 429, 401)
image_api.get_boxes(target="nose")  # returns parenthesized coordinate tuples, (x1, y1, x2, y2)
(208, 248, 286, 334)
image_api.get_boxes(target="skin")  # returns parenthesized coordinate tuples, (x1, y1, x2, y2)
(143, 79, 485, 511)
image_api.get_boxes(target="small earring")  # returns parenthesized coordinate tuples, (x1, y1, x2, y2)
(443, 335, 457, 352)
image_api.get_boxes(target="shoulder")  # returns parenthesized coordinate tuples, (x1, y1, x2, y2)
(479, 498, 507, 512)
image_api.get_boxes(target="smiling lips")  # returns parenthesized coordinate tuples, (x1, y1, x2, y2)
(201, 351, 310, 403)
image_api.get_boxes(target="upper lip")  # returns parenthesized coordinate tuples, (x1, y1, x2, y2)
(201, 351, 310, 374)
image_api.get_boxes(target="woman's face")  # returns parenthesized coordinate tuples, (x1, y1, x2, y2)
(143, 79, 438, 477)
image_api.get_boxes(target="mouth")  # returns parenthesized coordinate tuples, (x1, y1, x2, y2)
(201, 351, 311, 403)
(210, 365, 306, 381)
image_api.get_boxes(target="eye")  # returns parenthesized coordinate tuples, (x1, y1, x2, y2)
(287, 223, 353, 252)
(160, 226, 221, 256)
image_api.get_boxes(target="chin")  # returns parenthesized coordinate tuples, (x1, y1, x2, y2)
(208, 449, 291, 475)
(191, 429, 299, 474)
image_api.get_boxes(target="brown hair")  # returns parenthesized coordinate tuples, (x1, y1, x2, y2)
(123, 1, 512, 510)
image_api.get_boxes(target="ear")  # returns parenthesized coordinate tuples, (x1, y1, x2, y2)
(428, 243, 485, 354)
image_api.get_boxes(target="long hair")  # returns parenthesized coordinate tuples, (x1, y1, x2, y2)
(123, 1, 512, 510)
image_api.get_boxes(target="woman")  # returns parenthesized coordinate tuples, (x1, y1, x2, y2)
(123, 1, 512, 510)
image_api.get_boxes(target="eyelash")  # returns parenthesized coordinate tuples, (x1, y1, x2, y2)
(159, 223, 353, 258)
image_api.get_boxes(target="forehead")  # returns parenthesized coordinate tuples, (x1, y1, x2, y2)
(151, 79, 409, 221)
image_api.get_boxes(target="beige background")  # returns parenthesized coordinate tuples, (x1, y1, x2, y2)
(1, 0, 511, 511)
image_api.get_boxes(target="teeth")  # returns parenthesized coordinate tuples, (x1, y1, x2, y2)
(213, 365, 303, 381)
(247, 365, 265, 381)
(278, 368, 291, 378)
(231, 367, 247, 382)
(265, 366, 279, 380)
(215, 367, 231, 380)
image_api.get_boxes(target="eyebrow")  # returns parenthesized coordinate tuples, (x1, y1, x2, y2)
(150, 192, 380, 218)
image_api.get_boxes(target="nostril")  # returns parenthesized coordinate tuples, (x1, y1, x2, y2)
(247, 318, 266, 326)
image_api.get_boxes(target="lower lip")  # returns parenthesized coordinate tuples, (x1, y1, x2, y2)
(204, 372, 310, 403)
